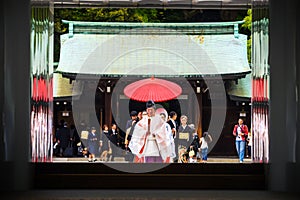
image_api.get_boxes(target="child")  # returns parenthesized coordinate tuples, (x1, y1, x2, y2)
(246, 130, 252, 158)
(178, 148, 188, 163)
(199, 132, 212, 163)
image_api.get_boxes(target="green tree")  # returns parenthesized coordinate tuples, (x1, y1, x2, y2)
(241, 9, 252, 63)
(242, 9, 252, 31)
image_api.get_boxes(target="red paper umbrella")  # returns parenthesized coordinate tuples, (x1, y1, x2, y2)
(124, 77, 182, 102)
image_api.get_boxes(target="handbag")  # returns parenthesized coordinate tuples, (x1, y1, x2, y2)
(63, 141, 74, 157)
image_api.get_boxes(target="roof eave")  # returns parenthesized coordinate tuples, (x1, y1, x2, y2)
(58, 71, 251, 81)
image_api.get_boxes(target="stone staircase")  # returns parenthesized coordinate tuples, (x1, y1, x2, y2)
(33, 157, 266, 190)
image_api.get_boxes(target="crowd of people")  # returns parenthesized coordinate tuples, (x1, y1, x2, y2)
(54, 100, 251, 163)
(54, 120, 123, 162)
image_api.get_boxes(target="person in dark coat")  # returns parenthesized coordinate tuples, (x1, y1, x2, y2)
(87, 127, 100, 162)
(70, 124, 80, 156)
(109, 123, 119, 160)
(99, 124, 111, 161)
(54, 120, 64, 156)
(56, 122, 71, 157)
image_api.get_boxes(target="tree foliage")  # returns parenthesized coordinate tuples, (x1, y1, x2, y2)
(242, 9, 252, 31)
(241, 9, 252, 63)
(54, 8, 161, 32)
(54, 8, 163, 62)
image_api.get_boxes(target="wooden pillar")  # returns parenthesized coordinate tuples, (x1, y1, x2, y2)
(104, 88, 112, 127)
(187, 93, 192, 124)
(116, 91, 120, 126)
(99, 108, 103, 130)
(196, 91, 203, 137)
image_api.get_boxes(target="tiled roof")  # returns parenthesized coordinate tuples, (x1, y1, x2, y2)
(56, 21, 250, 77)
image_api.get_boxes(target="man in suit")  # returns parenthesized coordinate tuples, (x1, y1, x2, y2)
(167, 111, 178, 138)
(56, 122, 71, 157)
(109, 123, 119, 161)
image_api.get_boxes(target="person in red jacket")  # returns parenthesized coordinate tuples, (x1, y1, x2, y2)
(233, 118, 249, 163)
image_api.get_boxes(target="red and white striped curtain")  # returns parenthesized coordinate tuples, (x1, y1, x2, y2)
(251, 5, 269, 163)
(252, 78, 269, 163)
(30, 5, 54, 162)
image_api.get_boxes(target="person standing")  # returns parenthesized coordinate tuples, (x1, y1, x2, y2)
(99, 124, 110, 161)
(126, 111, 138, 130)
(199, 132, 212, 163)
(87, 127, 100, 162)
(53, 120, 64, 157)
(246, 129, 252, 158)
(176, 115, 194, 161)
(129, 100, 171, 163)
(56, 122, 71, 157)
(159, 111, 176, 162)
(131, 111, 147, 163)
(233, 118, 249, 163)
(78, 120, 88, 149)
(109, 123, 119, 161)
(70, 124, 80, 156)
(167, 111, 178, 138)
(124, 110, 138, 149)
